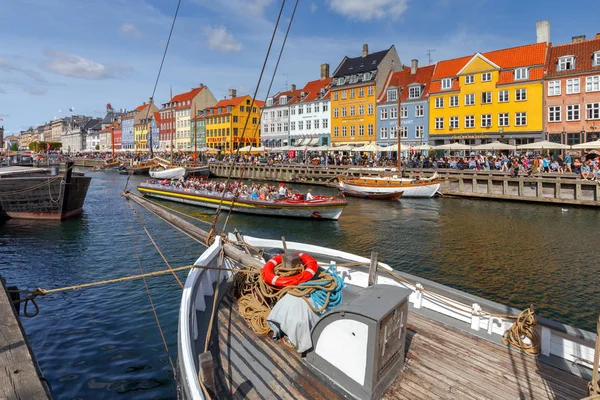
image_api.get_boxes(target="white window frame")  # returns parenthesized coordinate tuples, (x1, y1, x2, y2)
(586, 76, 600, 92)
(350, 106, 356, 116)
(567, 78, 580, 94)
(548, 80, 561, 96)
(333, 108, 338, 118)
(481, 92, 492, 104)
(498, 113, 509, 127)
(415, 105, 424, 117)
(401, 106, 408, 118)
(435, 117, 444, 130)
(400, 126, 408, 138)
(586, 103, 600, 120)
(415, 125, 424, 138)
(566, 104, 580, 121)
(449, 116, 459, 129)
(380, 108, 388, 120)
(481, 114, 492, 128)
(465, 94, 475, 106)
(557, 56, 575, 71)
(388, 89, 398, 102)
(481, 72, 492, 82)
(358, 125, 364, 136)
(498, 90, 509, 103)
(465, 115, 474, 128)
(435, 97, 444, 108)
(342, 126, 347, 137)
(465, 75, 474, 84)
(367, 86, 374, 96)
(515, 112, 527, 126)
(450, 96, 459, 107)
(368, 104, 374, 115)
(390, 107, 398, 119)
(514, 68, 529, 81)
(548, 106, 561, 122)
(381, 126, 389, 139)
(441, 78, 452, 90)
(515, 88, 527, 101)
(408, 86, 421, 99)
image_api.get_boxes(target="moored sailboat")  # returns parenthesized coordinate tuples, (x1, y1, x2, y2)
(338, 173, 440, 198)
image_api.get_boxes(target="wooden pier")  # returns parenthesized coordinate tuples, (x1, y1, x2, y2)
(0, 278, 52, 399)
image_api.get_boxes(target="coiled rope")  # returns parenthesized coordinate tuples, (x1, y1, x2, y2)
(501, 305, 540, 356)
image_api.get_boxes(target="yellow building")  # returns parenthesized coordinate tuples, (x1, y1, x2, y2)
(134, 118, 150, 150)
(428, 42, 548, 146)
(204, 93, 263, 152)
(330, 44, 400, 146)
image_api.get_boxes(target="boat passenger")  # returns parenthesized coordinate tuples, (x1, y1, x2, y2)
(278, 183, 287, 199)
(306, 189, 314, 200)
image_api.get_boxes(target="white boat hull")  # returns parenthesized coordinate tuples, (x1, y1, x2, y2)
(339, 180, 440, 198)
(149, 167, 186, 180)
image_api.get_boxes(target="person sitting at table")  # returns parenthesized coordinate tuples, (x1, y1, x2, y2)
(581, 162, 592, 180)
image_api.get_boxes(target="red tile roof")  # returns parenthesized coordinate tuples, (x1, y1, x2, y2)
(497, 66, 544, 85)
(378, 65, 436, 102)
(171, 86, 206, 109)
(153, 112, 160, 123)
(134, 104, 147, 112)
(206, 96, 264, 117)
(268, 89, 303, 107)
(298, 77, 332, 103)
(431, 55, 472, 80)
(484, 42, 547, 69)
(546, 37, 600, 77)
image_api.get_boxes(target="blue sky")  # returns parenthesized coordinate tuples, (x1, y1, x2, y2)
(0, 0, 598, 135)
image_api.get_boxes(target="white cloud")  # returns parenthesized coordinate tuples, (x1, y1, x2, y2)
(327, 0, 408, 21)
(42, 49, 131, 80)
(0, 57, 47, 82)
(310, 2, 318, 13)
(120, 23, 143, 38)
(204, 26, 243, 53)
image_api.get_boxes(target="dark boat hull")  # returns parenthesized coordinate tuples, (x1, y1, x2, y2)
(339, 187, 403, 200)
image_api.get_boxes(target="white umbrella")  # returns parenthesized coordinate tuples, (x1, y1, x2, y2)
(380, 144, 398, 152)
(331, 145, 353, 151)
(313, 145, 330, 151)
(516, 140, 570, 150)
(571, 139, 600, 149)
(353, 143, 383, 153)
(471, 141, 516, 151)
(413, 144, 435, 151)
(238, 146, 266, 152)
(432, 143, 472, 151)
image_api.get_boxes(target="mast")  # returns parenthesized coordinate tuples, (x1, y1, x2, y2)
(397, 86, 402, 172)
(111, 124, 115, 159)
(170, 85, 174, 165)
(193, 103, 197, 167)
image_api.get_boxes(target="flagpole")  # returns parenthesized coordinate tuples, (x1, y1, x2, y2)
(397, 87, 403, 173)
(193, 103, 197, 167)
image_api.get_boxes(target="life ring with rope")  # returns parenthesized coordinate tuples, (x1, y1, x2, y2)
(262, 252, 319, 287)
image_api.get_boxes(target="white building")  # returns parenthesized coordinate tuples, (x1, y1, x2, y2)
(261, 86, 301, 148)
(289, 64, 332, 146)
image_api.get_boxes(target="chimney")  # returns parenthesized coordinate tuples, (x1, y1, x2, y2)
(536, 20, 550, 44)
(228, 89, 237, 99)
(320, 63, 330, 80)
(572, 35, 586, 43)
(596, 33, 600, 39)
(411, 59, 418, 74)
(291, 84, 296, 91)
(362, 44, 368, 58)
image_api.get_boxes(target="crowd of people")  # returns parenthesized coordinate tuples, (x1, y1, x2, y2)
(146, 177, 315, 202)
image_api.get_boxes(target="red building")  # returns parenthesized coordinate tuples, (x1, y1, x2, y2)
(159, 101, 175, 151)
(113, 121, 122, 150)
(545, 34, 600, 145)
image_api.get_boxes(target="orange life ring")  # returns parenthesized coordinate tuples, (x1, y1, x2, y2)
(262, 252, 319, 287)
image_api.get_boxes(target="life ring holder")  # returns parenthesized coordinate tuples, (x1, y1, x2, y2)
(262, 252, 319, 287)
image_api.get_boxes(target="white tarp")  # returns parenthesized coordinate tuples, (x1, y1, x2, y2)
(267, 294, 320, 353)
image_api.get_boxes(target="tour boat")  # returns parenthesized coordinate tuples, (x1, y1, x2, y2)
(137, 183, 347, 220)
(176, 233, 594, 400)
(338, 173, 440, 198)
(149, 166, 186, 180)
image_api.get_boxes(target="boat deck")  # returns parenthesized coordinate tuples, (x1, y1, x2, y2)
(212, 294, 588, 400)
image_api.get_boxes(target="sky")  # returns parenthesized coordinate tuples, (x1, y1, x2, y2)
(0, 0, 598, 135)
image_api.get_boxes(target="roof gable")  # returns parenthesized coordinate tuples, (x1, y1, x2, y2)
(458, 53, 500, 74)
(171, 86, 205, 108)
(546, 37, 600, 76)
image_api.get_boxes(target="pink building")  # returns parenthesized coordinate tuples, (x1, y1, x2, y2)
(545, 34, 600, 145)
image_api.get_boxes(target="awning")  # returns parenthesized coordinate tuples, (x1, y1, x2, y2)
(306, 138, 319, 146)
(333, 141, 369, 146)
(296, 138, 307, 146)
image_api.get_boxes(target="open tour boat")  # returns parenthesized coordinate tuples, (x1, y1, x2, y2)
(176, 233, 595, 400)
(338, 173, 440, 198)
(137, 182, 347, 220)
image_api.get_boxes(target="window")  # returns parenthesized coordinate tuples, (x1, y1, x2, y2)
(359, 105, 364, 115)
(347, 126, 353, 136)
(401, 106, 408, 118)
(565, 78, 580, 94)
(388, 89, 398, 101)
(341, 90, 347, 99)
(358, 125, 364, 136)
(450, 116, 459, 129)
(441, 78, 452, 90)
(515, 112, 527, 126)
(435, 117, 444, 129)
(233, 116, 239, 123)
(334, 127, 339, 137)
(290, 122, 295, 131)
(359, 87, 364, 97)
(415, 125, 424, 138)
(465, 94, 475, 105)
(291, 107, 296, 115)
(380, 108, 388, 120)
(435, 98, 444, 108)
(390, 126, 397, 139)
(323, 119, 328, 128)
(368, 104, 374, 115)
(515, 88, 527, 101)
(464, 115, 474, 128)
(586, 76, 600, 92)
(368, 124, 374, 135)
(306, 120, 311, 130)
(481, 72, 492, 82)
(350, 106, 356, 116)
(594, 53, 600, 67)
(342, 126, 346, 137)
(465, 75, 474, 84)
(481, 114, 492, 127)
(400, 126, 408, 138)
(548, 80, 561, 96)
(277, 110, 282, 118)
(389, 107, 397, 119)
(557, 56, 575, 71)
(350, 89, 355, 99)
(298, 106, 304, 115)
(481, 92, 492, 104)
(498, 90, 509, 102)
(450, 96, 459, 107)
(279, 96, 287, 105)
(408, 87, 421, 99)
(416, 105, 424, 117)
(514, 68, 529, 80)
(306, 104, 312, 113)
(566, 104, 580, 121)
(368, 86, 374, 96)
(322, 103, 328, 112)
(587, 103, 600, 120)
(333, 92, 339, 100)
(334, 108, 339, 118)
(548, 106, 561, 122)
(380, 127, 388, 139)
(298, 121, 303, 130)
(342, 107, 347, 117)
(498, 113, 509, 127)
(277, 123, 282, 132)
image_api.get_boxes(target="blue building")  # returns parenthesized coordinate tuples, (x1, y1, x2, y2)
(148, 114, 159, 151)
(121, 115, 134, 150)
(377, 60, 435, 157)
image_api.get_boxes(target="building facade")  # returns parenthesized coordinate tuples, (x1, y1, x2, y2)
(134, 119, 150, 150)
(205, 93, 263, 152)
(330, 44, 401, 146)
(429, 41, 548, 146)
(149, 113, 159, 151)
(121, 115, 135, 150)
(51, 119, 65, 143)
(113, 123, 122, 150)
(171, 85, 217, 150)
(159, 102, 175, 151)
(377, 60, 434, 153)
(191, 111, 206, 149)
(545, 34, 600, 145)
(261, 86, 300, 148)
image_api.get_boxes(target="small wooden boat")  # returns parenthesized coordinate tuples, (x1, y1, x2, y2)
(137, 183, 346, 220)
(125, 164, 152, 175)
(338, 172, 440, 198)
(339, 186, 403, 200)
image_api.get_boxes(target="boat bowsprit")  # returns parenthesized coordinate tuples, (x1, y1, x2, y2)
(137, 183, 347, 220)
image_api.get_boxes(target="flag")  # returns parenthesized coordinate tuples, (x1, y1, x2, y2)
(47, 143, 50, 151)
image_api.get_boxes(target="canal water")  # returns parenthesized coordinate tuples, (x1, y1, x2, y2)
(1, 169, 599, 399)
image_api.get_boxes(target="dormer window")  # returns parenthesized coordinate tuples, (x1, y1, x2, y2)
(280, 96, 287, 105)
(301, 92, 306, 99)
(441, 78, 452, 90)
(226, 106, 232, 112)
(514, 67, 529, 80)
(350, 75, 358, 84)
(558, 56, 575, 71)
(320, 88, 325, 97)
(388, 89, 398, 102)
(363, 72, 371, 81)
(593, 52, 600, 67)
(266, 98, 273, 106)
(409, 86, 421, 99)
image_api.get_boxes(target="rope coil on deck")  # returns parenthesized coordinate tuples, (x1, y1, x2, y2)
(501, 305, 540, 356)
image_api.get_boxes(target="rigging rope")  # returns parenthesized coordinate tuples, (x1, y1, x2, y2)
(0, 165, 73, 197)
(501, 305, 540, 356)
